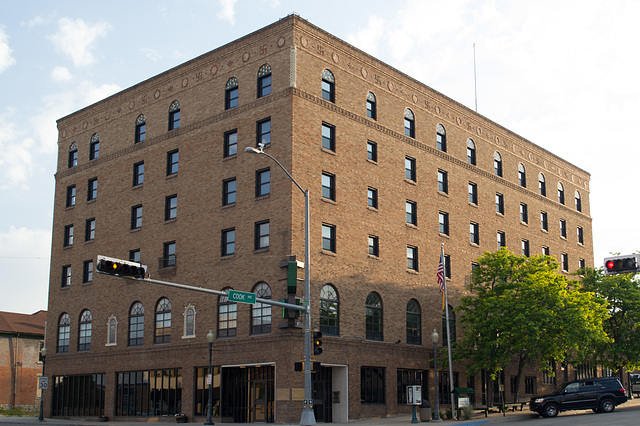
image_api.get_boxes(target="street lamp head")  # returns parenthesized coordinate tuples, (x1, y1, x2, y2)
(40, 346, 47, 357)
(206, 329, 215, 343)
(244, 146, 261, 154)
(431, 328, 439, 344)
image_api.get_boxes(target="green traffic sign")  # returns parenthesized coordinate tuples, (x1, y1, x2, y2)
(228, 290, 257, 305)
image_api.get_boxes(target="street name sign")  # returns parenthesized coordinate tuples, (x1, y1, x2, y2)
(228, 290, 256, 305)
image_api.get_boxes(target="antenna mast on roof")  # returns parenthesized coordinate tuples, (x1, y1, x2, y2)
(473, 43, 478, 113)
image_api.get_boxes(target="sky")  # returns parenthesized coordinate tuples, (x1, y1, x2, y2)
(1, 0, 639, 314)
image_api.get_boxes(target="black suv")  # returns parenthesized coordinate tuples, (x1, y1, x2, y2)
(529, 377, 627, 417)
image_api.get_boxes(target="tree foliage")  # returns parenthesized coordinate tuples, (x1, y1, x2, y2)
(580, 267, 640, 373)
(455, 248, 608, 402)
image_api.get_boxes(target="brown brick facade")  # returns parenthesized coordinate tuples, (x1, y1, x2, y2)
(45, 15, 592, 423)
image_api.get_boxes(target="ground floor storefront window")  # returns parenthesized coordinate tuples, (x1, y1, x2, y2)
(115, 368, 182, 416)
(52, 374, 105, 416)
(194, 366, 221, 416)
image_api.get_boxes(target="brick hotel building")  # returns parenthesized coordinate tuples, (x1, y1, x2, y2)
(45, 15, 592, 423)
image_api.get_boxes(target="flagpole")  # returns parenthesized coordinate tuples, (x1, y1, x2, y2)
(441, 243, 456, 418)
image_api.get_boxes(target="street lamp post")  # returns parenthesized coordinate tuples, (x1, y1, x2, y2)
(38, 346, 47, 422)
(432, 329, 440, 421)
(205, 330, 215, 425)
(245, 145, 315, 426)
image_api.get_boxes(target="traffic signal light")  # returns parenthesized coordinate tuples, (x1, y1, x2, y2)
(313, 331, 323, 355)
(96, 255, 147, 278)
(604, 254, 640, 275)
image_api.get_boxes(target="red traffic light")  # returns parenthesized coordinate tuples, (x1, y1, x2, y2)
(604, 254, 640, 275)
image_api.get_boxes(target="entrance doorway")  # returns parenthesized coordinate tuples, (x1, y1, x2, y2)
(313, 366, 332, 422)
(221, 366, 274, 423)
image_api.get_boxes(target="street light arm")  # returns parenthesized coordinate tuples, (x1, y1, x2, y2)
(244, 146, 306, 196)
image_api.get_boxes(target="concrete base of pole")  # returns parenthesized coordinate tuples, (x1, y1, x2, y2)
(300, 408, 316, 425)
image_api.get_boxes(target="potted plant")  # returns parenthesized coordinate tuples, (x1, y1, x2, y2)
(175, 413, 187, 423)
(98, 414, 108, 422)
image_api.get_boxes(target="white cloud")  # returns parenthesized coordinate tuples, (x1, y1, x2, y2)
(0, 226, 51, 313)
(0, 114, 35, 189)
(20, 15, 48, 28)
(51, 65, 73, 82)
(48, 17, 111, 67)
(0, 26, 16, 74)
(217, 0, 237, 25)
(346, 15, 386, 57)
(141, 48, 162, 61)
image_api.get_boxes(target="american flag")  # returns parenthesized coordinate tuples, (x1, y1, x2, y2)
(437, 251, 445, 293)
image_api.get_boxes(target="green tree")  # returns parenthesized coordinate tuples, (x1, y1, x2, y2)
(456, 248, 608, 402)
(580, 267, 640, 374)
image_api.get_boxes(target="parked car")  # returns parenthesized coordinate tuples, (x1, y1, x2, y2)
(529, 377, 627, 417)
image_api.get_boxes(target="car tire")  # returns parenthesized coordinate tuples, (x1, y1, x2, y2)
(543, 403, 559, 418)
(600, 398, 615, 413)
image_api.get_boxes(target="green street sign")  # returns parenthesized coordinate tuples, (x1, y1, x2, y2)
(228, 290, 257, 305)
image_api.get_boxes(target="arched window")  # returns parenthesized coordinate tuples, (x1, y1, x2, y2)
(365, 292, 383, 341)
(168, 100, 180, 130)
(68, 142, 78, 168)
(78, 309, 92, 351)
(257, 63, 272, 98)
(494, 152, 503, 177)
(107, 315, 117, 346)
(218, 289, 237, 338)
(518, 163, 526, 187)
(406, 299, 421, 345)
(539, 173, 546, 196)
(404, 108, 415, 138)
(183, 303, 196, 338)
(366, 92, 377, 120)
(442, 305, 456, 343)
(57, 313, 70, 353)
(436, 124, 447, 152)
(467, 139, 476, 165)
(135, 114, 146, 143)
(89, 133, 99, 160)
(319, 284, 339, 336)
(128, 302, 144, 346)
(154, 297, 172, 344)
(225, 77, 239, 110)
(251, 282, 271, 335)
(321, 69, 335, 102)
(557, 182, 565, 205)
(575, 191, 582, 212)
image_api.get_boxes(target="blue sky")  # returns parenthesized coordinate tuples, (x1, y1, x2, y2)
(1, 0, 639, 313)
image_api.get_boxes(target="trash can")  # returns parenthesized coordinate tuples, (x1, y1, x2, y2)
(419, 399, 431, 422)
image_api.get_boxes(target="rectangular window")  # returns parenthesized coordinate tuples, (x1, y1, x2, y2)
(322, 223, 336, 253)
(89, 140, 99, 160)
(321, 172, 335, 201)
(169, 107, 180, 130)
(439, 212, 449, 235)
(406, 201, 417, 226)
(225, 86, 238, 110)
(367, 141, 377, 162)
(224, 130, 238, 157)
(361, 366, 386, 404)
(470, 222, 479, 245)
(368, 187, 378, 209)
(368, 235, 379, 257)
(322, 123, 335, 151)
(579, 258, 586, 269)
(131, 205, 142, 230)
(85, 218, 95, 241)
(61, 265, 71, 287)
(223, 178, 236, 206)
(525, 377, 536, 395)
(256, 118, 271, 147)
(541, 211, 548, 231)
(496, 193, 504, 214)
(522, 239, 530, 257)
(135, 121, 146, 143)
(66, 185, 76, 207)
(165, 195, 177, 221)
(542, 246, 550, 256)
(87, 178, 98, 201)
(560, 219, 567, 238)
(256, 168, 270, 197)
(133, 162, 144, 186)
(64, 224, 74, 247)
(397, 370, 428, 405)
(497, 231, 506, 249)
(520, 203, 528, 224)
(437, 170, 448, 193)
(468, 182, 478, 205)
(163, 241, 176, 267)
(255, 220, 270, 250)
(68, 149, 78, 168)
(167, 150, 179, 176)
(577, 226, 584, 244)
(445, 254, 451, 279)
(561, 253, 569, 272)
(129, 249, 141, 263)
(405, 157, 416, 181)
(83, 260, 93, 283)
(407, 246, 418, 271)
(257, 73, 271, 97)
(222, 228, 236, 256)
